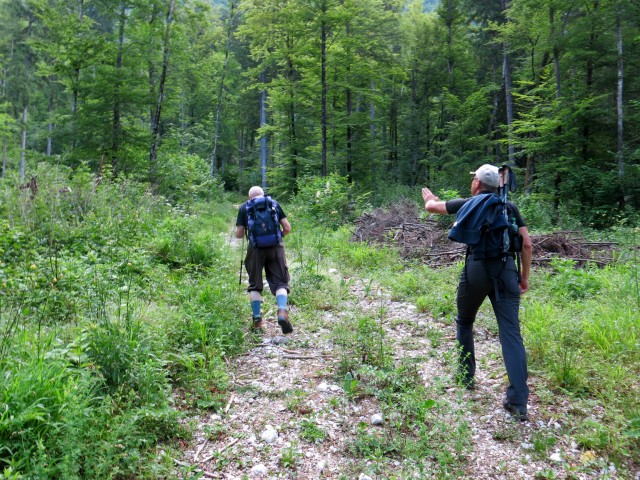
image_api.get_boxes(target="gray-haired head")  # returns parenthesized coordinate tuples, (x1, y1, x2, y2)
(248, 186, 264, 199)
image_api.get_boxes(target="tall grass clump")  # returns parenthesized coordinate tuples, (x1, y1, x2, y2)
(522, 247, 640, 461)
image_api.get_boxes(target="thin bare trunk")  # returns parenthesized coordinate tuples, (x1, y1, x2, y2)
(112, 2, 126, 175)
(320, 0, 327, 177)
(210, 0, 236, 177)
(72, 0, 83, 150)
(150, 0, 176, 184)
(20, 106, 27, 181)
(47, 79, 53, 156)
(549, 6, 562, 98)
(503, 51, 515, 165)
(616, 2, 624, 179)
(259, 70, 267, 189)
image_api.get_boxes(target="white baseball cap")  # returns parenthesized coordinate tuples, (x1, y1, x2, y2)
(470, 164, 499, 188)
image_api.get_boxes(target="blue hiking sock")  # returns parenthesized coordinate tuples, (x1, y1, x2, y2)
(251, 300, 262, 318)
(276, 294, 288, 311)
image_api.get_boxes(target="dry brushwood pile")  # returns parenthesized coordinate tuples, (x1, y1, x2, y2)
(351, 202, 618, 267)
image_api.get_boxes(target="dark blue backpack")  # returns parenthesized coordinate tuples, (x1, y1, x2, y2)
(448, 193, 520, 259)
(246, 195, 282, 248)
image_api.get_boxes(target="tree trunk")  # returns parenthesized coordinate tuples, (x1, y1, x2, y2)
(20, 106, 27, 181)
(616, 1, 624, 180)
(210, 0, 236, 177)
(112, 2, 126, 176)
(549, 6, 562, 98)
(47, 78, 53, 156)
(259, 70, 267, 190)
(320, 0, 327, 177)
(287, 37, 298, 187)
(72, 0, 84, 151)
(345, 22, 352, 183)
(150, 0, 176, 185)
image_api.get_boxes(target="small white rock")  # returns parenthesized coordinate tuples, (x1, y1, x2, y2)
(318, 382, 329, 392)
(359, 475, 373, 480)
(317, 459, 327, 471)
(250, 464, 268, 476)
(329, 384, 343, 392)
(260, 426, 278, 444)
(371, 414, 384, 425)
(549, 452, 563, 462)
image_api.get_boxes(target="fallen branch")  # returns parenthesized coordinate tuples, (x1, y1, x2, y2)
(200, 437, 241, 463)
(193, 439, 208, 462)
(224, 392, 235, 414)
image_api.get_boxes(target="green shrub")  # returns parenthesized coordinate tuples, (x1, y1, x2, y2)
(291, 173, 370, 229)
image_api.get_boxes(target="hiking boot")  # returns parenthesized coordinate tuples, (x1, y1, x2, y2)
(251, 316, 264, 332)
(277, 309, 293, 334)
(503, 397, 528, 422)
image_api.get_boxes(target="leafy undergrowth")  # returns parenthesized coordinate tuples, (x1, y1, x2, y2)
(0, 166, 247, 478)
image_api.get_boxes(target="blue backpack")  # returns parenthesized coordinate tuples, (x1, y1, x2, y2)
(448, 193, 521, 259)
(246, 195, 282, 248)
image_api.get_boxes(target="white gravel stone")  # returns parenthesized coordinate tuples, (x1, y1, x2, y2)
(318, 382, 329, 392)
(549, 452, 563, 462)
(371, 413, 384, 425)
(260, 426, 278, 444)
(250, 464, 268, 476)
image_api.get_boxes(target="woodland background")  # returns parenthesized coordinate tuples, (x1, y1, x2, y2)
(1, 1, 640, 478)
(1, 0, 639, 227)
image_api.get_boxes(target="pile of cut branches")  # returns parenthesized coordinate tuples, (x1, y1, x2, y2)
(351, 203, 618, 267)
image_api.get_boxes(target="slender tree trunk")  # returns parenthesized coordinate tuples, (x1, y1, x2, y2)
(287, 39, 298, 187)
(369, 79, 376, 137)
(345, 22, 352, 183)
(2, 41, 12, 178)
(616, 1, 624, 180)
(148, 5, 158, 128)
(180, 87, 186, 147)
(549, 6, 562, 98)
(47, 78, 53, 156)
(320, 0, 327, 177)
(71, 0, 84, 151)
(582, 1, 598, 164)
(259, 70, 267, 190)
(20, 24, 31, 182)
(150, 0, 176, 185)
(20, 106, 27, 181)
(210, 0, 236, 177)
(445, 0, 455, 90)
(112, 2, 126, 176)
(503, 51, 515, 165)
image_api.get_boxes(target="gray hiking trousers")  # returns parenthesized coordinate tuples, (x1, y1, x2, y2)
(456, 255, 529, 407)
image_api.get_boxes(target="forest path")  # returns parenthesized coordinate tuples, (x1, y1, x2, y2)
(178, 233, 619, 479)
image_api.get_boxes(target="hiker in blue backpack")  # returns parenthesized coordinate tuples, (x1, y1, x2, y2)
(422, 164, 533, 421)
(236, 186, 293, 334)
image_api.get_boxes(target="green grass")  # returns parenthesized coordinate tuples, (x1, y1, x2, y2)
(0, 168, 246, 477)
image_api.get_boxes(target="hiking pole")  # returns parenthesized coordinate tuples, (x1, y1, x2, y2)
(499, 165, 511, 256)
(239, 236, 244, 285)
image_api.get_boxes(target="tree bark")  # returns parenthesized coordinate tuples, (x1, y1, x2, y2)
(616, 1, 624, 180)
(210, 0, 236, 177)
(150, 0, 176, 185)
(259, 69, 267, 190)
(320, 0, 327, 177)
(20, 106, 27, 181)
(47, 77, 53, 156)
(112, 2, 126, 176)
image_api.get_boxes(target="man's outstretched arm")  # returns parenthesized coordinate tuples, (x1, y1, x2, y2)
(422, 187, 448, 215)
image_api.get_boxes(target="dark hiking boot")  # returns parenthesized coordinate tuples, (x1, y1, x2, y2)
(251, 316, 264, 332)
(503, 397, 528, 421)
(277, 309, 293, 334)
